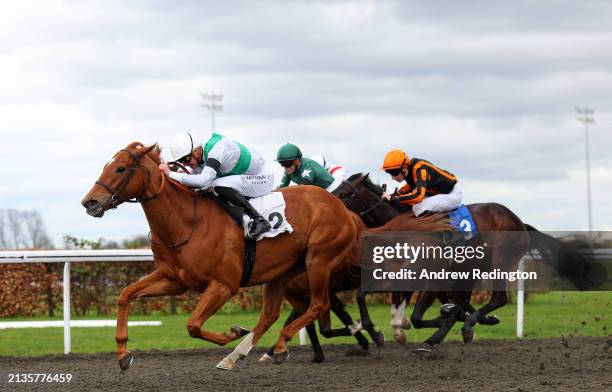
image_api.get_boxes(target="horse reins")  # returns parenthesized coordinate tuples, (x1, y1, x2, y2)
(95, 148, 162, 206)
(96, 147, 197, 249)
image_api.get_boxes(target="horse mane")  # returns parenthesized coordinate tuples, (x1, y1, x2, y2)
(348, 172, 384, 196)
(373, 212, 453, 232)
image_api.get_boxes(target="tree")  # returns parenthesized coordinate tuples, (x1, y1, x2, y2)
(23, 210, 53, 249)
(7, 209, 23, 249)
(0, 210, 7, 249)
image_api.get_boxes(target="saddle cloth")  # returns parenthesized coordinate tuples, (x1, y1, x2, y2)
(448, 204, 477, 241)
(243, 192, 293, 241)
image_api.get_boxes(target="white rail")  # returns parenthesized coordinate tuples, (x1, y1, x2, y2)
(0, 250, 154, 354)
(0, 249, 309, 352)
(516, 249, 611, 338)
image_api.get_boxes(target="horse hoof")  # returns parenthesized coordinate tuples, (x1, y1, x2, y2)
(312, 354, 325, 363)
(393, 331, 407, 345)
(401, 319, 411, 330)
(258, 353, 273, 363)
(118, 352, 134, 371)
(231, 325, 250, 338)
(462, 327, 475, 344)
(216, 357, 236, 370)
(415, 343, 433, 354)
(273, 350, 290, 365)
(486, 315, 500, 325)
(372, 331, 385, 347)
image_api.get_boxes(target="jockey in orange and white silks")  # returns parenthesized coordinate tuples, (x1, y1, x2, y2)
(309, 154, 349, 192)
(380, 149, 462, 217)
(159, 131, 274, 238)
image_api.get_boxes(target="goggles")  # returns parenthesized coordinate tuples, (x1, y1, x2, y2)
(385, 168, 403, 176)
(177, 154, 192, 165)
(279, 160, 295, 168)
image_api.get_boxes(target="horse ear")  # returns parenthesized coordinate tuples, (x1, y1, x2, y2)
(137, 143, 158, 157)
(354, 172, 369, 187)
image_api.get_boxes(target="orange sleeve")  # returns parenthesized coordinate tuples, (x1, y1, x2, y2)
(394, 168, 429, 205)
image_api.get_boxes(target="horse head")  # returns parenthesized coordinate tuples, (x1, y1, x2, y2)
(333, 173, 370, 206)
(81, 142, 160, 217)
(332, 173, 396, 227)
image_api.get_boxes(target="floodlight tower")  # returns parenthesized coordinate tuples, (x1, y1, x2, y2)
(574, 107, 595, 232)
(201, 93, 223, 131)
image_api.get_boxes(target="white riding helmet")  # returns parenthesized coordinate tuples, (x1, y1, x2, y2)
(309, 154, 330, 170)
(168, 131, 202, 161)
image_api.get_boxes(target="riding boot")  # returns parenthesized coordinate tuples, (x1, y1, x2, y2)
(214, 186, 271, 238)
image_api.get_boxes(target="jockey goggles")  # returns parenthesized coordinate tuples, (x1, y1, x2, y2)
(177, 153, 192, 165)
(385, 168, 403, 176)
(279, 160, 295, 168)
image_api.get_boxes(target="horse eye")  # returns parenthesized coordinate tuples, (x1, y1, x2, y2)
(117, 166, 126, 173)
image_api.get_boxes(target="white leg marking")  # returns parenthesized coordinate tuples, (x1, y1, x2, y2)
(391, 299, 407, 327)
(349, 320, 363, 335)
(216, 332, 254, 370)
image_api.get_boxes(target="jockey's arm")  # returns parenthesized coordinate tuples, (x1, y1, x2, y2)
(168, 161, 219, 189)
(394, 168, 429, 205)
(277, 173, 291, 189)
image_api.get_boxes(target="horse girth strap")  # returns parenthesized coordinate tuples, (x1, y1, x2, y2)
(240, 237, 257, 287)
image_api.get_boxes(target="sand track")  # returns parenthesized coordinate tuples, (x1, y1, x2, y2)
(1, 337, 611, 391)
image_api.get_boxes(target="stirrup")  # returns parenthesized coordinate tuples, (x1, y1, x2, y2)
(247, 217, 271, 238)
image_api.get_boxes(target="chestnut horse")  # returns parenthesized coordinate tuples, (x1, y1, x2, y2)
(81, 142, 362, 370)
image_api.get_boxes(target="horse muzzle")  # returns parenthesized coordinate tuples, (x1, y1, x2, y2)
(82, 198, 107, 218)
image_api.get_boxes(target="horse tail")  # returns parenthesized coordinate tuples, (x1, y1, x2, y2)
(523, 224, 604, 290)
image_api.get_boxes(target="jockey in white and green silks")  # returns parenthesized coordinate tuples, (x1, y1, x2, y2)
(159, 131, 275, 238)
(275, 143, 342, 192)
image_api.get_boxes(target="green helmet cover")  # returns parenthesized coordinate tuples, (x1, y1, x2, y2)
(276, 143, 302, 161)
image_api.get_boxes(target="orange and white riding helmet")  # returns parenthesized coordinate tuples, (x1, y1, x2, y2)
(381, 149, 410, 173)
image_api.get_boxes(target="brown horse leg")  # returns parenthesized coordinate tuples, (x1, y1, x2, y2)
(273, 265, 333, 363)
(217, 278, 287, 370)
(116, 269, 187, 370)
(186, 279, 244, 346)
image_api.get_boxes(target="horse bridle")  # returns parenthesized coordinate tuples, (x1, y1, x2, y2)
(95, 148, 160, 207)
(340, 180, 385, 221)
(96, 147, 197, 249)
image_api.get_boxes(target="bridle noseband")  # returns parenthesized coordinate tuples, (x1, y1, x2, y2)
(95, 148, 161, 208)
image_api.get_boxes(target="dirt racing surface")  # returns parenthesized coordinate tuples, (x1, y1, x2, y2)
(1, 337, 610, 392)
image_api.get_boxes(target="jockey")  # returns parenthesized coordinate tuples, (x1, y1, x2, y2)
(275, 143, 340, 192)
(380, 149, 462, 217)
(309, 154, 349, 188)
(159, 131, 274, 238)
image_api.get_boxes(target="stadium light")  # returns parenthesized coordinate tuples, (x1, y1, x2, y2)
(201, 93, 224, 131)
(574, 107, 595, 232)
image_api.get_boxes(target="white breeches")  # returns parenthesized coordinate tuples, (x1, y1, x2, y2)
(211, 166, 275, 198)
(412, 182, 463, 217)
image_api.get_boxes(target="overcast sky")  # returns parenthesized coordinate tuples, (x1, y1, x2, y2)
(1, 0, 611, 247)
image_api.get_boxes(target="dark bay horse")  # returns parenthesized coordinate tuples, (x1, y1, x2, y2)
(333, 173, 598, 351)
(260, 211, 453, 363)
(81, 142, 364, 370)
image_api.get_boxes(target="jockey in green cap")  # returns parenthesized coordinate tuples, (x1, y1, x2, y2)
(276, 143, 340, 192)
